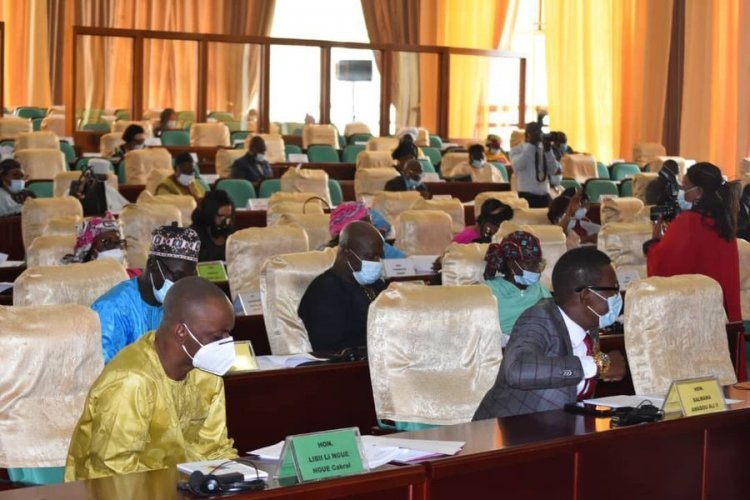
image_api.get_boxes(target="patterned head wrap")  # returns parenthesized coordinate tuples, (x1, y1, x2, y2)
(63, 212, 121, 263)
(486, 134, 501, 148)
(484, 231, 543, 279)
(149, 224, 200, 262)
(368, 209, 391, 235)
(329, 202, 369, 237)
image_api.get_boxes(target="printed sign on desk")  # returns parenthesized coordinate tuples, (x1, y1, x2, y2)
(247, 198, 269, 211)
(196, 261, 228, 282)
(383, 258, 416, 279)
(238, 291, 263, 316)
(277, 427, 368, 484)
(662, 376, 726, 416)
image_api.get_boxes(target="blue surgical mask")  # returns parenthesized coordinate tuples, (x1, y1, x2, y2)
(9, 179, 25, 194)
(256, 153, 266, 162)
(574, 207, 587, 220)
(677, 189, 694, 211)
(150, 260, 174, 304)
(587, 289, 623, 329)
(348, 250, 383, 285)
(471, 159, 485, 169)
(405, 177, 421, 190)
(514, 269, 541, 286)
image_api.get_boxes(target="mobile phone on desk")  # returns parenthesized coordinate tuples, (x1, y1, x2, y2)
(564, 402, 614, 417)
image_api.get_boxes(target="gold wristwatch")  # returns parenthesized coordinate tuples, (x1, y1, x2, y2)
(593, 351, 611, 378)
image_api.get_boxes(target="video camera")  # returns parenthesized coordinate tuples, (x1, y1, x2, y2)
(649, 164, 681, 222)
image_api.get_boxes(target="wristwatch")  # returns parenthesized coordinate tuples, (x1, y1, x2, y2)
(593, 351, 611, 378)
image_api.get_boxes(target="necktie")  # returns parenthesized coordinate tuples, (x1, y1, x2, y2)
(577, 334, 597, 401)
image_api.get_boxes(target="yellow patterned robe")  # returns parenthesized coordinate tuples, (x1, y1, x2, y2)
(64, 331, 237, 481)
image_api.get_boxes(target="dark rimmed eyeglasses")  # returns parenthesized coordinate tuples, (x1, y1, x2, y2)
(575, 285, 621, 294)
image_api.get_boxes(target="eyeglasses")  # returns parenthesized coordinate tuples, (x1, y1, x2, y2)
(575, 285, 621, 295)
(514, 259, 547, 273)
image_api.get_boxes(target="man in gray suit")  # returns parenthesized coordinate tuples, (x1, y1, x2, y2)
(474, 247, 627, 419)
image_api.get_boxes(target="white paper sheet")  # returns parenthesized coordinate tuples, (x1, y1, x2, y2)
(255, 353, 324, 370)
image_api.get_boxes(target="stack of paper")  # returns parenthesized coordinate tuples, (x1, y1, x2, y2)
(250, 436, 464, 469)
(256, 353, 324, 370)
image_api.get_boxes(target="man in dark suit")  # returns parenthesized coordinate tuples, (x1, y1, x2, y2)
(384, 159, 430, 199)
(474, 247, 627, 419)
(230, 136, 272, 188)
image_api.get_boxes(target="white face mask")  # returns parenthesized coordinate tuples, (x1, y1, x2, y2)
(150, 260, 174, 304)
(574, 207, 588, 220)
(256, 153, 266, 162)
(489, 148, 500, 155)
(180, 323, 236, 376)
(178, 173, 194, 187)
(9, 179, 25, 194)
(349, 250, 383, 285)
(471, 159, 485, 169)
(677, 188, 696, 211)
(167, 120, 177, 129)
(97, 248, 125, 264)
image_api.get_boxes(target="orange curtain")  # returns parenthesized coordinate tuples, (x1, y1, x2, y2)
(546, 0, 673, 163)
(679, 0, 750, 179)
(361, 0, 420, 130)
(421, 0, 512, 139)
(76, 0, 275, 119)
(0, 0, 53, 108)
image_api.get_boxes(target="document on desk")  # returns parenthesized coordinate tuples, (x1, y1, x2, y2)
(584, 394, 742, 408)
(255, 353, 325, 370)
(250, 436, 464, 468)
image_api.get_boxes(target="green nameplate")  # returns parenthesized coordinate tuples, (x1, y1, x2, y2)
(196, 261, 228, 282)
(276, 427, 368, 484)
(662, 376, 726, 416)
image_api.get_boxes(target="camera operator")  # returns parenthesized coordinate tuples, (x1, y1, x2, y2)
(510, 122, 561, 208)
(549, 131, 574, 161)
(645, 160, 682, 223)
(644, 162, 742, 327)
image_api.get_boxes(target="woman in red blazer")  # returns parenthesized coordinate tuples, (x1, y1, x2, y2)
(645, 162, 744, 377)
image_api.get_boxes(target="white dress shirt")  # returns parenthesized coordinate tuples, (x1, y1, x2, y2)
(558, 306, 597, 394)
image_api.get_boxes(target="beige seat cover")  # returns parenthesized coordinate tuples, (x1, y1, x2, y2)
(0, 116, 32, 139)
(260, 248, 337, 355)
(441, 243, 489, 286)
(275, 213, 331, 250)
(368, 282, 502, 425)
(600, 197, 646, 225)
(26, 235, 77, 267)
(280, 168, 332, 206)
(119, 203, 182, 269)
(137, 191, 196, 226)
(15, 149, 66, 180)
(303, 124, 339, 149)
(410, 198, 465, 234)
(122, 148, 172, 185)
(226, 225, 309, 298)
(99, 133, 125, 157)
(624, 275, 737, 394)
(0, 304, 103, 467)
(372, 191, 422, 227)
(356, 151, 395, 169)
(633, 142, 667, 168)
(15, 131, 59, 151)
(190, 123, 230, 147)
(394, 210, 453, 256)
(215, 149, 246, 178)
(21, 197, 82, 250)
(354, 167, 400, 199)
(562, 153, 597, 183)
(13, 260, 129, 307)
(365, 136, 398, 152)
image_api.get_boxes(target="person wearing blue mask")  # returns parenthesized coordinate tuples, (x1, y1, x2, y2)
(299, 221, 386, 353)
(230, 135, 272, 189)
(368, 208, 407, 259)
(0, 159, 36, 217)
(474, 246, 627, 419)
(483, 231, 552, 347)
(91, 224, 200, 363)
(384, 158, 431, 199)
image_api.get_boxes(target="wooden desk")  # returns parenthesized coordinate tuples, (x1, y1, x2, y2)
(234, 209, 267, 229)
(0, 217, 23, 261)
(403, 385, 750, 499)
(224, 361, 378, 453)
(0, 460, 426, 499)
(425, 182, 510, 202)
(231, 314, 271, 355)
(272, 162, 356, 181)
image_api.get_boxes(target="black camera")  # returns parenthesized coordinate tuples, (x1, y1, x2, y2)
(649, 171, 681, 222)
